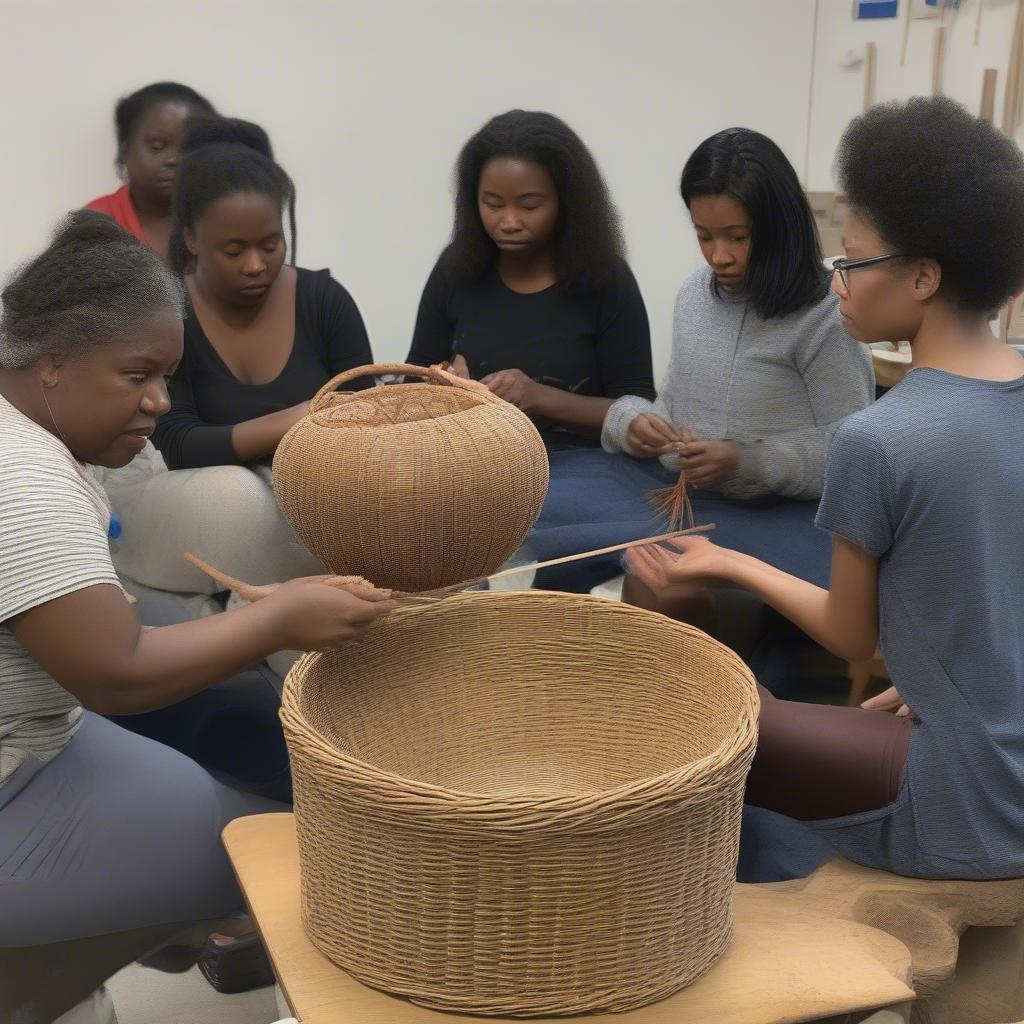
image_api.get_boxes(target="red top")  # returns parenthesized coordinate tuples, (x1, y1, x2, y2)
(84, 185, 147, 244)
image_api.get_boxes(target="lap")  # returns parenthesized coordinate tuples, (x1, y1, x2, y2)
(107, 462, 325, 593)
(531, 449, 830, 591)
(747, 686, 913, 822)
(0, 713, 284, 946)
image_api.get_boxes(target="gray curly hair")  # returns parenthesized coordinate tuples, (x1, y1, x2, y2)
(0, 210, 183, 371)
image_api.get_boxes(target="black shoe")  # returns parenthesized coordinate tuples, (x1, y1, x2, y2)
(197, 933, 275, 994)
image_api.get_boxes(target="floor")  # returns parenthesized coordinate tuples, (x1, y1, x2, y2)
(106, 964, 279, 1024)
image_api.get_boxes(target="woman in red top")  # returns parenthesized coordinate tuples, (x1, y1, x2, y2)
(85, 82, 214, 261)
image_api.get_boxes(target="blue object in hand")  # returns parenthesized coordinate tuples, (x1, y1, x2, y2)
(108, 515, 122, 540)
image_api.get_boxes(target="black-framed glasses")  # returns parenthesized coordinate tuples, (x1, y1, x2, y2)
(831, 254, 905, 291)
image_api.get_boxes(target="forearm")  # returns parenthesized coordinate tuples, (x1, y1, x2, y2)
(231, 406, 303, 463)
(101, 601, 287, 714)
(716, 549, 877, 661)
(722, 426, 834, 501)
(531, 386, 613, 432)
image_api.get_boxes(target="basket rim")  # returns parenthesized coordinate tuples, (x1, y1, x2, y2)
(281, 592, 760, 830)
(311, 381, 494, 426)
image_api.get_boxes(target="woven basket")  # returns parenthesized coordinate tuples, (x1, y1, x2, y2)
(281, 591, 759, 1016)
(272, 363, 549, 593)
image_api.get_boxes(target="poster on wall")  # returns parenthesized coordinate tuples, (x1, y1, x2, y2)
(853, 0, 899, 18)
(916, 0, 962, 17)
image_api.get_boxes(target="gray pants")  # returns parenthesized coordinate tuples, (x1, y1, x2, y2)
(0, 712, 284, 1018)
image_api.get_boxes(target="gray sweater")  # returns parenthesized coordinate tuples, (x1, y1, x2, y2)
(602, 268, 874, 500)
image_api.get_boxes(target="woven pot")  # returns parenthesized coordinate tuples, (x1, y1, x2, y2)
(272, 363, 549, 593)
(281, 591, 759, 1016)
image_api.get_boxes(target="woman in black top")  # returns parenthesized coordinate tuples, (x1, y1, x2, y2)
(407, 110, 655, 443)
(155, 115, 373, 469)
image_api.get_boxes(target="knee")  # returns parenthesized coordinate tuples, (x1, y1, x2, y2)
(180, 466, 279, 522)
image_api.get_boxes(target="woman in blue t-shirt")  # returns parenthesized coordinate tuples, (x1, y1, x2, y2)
(630, 96, 1024, 880)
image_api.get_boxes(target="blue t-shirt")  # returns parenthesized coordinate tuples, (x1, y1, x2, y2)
(813, 367, 1024, 879)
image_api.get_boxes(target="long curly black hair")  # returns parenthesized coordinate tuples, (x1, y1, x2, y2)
(443, 110, 625, 294)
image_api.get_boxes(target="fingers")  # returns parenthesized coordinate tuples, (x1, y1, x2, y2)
(679, 448, 709, 464)
(482, 372, 515, 400)
(646, 416, 681, 444)
(344, 596, 398, 623)
(860, 685, 903, 711)
(630, 416, 679, 455)
(450, 354, 471, 379)
(625, 544, 668, 589)
(348, 586, 394, 602)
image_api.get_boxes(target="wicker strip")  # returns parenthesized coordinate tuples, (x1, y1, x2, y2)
(282, 590, 759, 1016)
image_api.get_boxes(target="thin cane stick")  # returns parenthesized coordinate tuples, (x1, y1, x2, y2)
(486, 523, 716, 584)
(185, 523, 717, 608)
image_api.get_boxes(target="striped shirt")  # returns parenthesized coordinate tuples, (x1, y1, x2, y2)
(0, 393, 122, 786)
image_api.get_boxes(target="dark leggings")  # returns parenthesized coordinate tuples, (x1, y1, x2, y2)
(746, 684, 913, 821)
(107, 590, 291, 802)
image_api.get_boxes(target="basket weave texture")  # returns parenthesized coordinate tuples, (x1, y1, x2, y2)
(272, 363, 549, 593)
(281, 591, 759, 1016)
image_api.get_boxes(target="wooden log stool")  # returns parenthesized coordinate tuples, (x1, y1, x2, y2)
(223, 814, 1024, 1024)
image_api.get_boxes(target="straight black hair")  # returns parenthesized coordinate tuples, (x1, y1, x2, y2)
(168, 114, 296, 275)
(680, 128, 828, 320)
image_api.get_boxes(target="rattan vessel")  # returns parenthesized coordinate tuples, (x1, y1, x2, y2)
(272, 363, 549, 593)
(281, 590, 759, 1016)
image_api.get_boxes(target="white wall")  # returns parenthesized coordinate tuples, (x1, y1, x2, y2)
(0, 0, 818, 375)
(807, 0, 1023, 190)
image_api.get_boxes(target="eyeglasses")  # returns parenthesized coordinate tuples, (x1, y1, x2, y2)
(831, 254, 906, 291)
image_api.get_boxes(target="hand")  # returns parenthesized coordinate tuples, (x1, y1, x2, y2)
(626, 413, 681, 458)
(860, 685, 914, 719)
(625, 535, 729, 590)
(480, 368, 541, 412)
(449, 354, 471, 379)
(679, 437, 740, 489)
(265, 577, 396, 651)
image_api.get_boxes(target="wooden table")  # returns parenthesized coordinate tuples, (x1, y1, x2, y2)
(223, 814, 914, 1024)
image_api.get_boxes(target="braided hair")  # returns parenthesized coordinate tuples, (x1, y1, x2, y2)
(168, 114, 297, 275)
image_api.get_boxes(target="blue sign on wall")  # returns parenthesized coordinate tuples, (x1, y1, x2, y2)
(853, 0, 899, 17)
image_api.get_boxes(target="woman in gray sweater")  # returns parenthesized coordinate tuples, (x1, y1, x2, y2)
(532, 129, 872, 598)
(604, 128, 872, 500)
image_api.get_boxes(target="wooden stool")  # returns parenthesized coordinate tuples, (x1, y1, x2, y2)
(224, 814, 915, 1024)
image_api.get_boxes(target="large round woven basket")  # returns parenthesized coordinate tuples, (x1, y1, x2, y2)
(272, 363, 549, 593)
(281, 591, 759, 1016)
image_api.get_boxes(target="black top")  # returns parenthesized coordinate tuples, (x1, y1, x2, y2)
(405, 255, 656, 429)
(154, 267, 373, 469)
